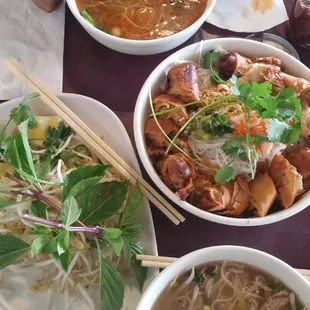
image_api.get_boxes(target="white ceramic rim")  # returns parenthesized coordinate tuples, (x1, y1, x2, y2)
(137, 245, 310, 310)
(134, 37, 310, 226)
(66, 0, 217, 46)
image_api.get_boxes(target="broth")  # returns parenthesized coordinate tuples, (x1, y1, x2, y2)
(153, 261, 307, 310)
(75, 0, 208, 40)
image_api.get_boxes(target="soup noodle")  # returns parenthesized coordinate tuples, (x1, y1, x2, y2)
(75, 0, 208, 40)
(153, 261, 307, 310)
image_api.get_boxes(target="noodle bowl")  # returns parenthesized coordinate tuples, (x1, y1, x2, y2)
(137, 246, 310, 310)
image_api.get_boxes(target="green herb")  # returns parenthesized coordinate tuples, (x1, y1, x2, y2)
(203, 51, 219, 69)
(0, 235, 30, 269)
(122, 224, 142, 240)
(267, 118, 289, 142)
(30, 235, 50, 257)
(222, 137, 245, 158)
(18, 120, 38, 178)
(10, 93, 39, 129)
(201, 114, 233, 137)
(82, 9, 105, 31)
(30, 201, 48, 219)
(35, 155, 52, 179)
(207, 272, 216, 278)
(44, 121, 73, 156)
(96, 238, 125, 310)
(54, 249, 70, 272)
(60, 197, 81, 226)
(62, 165, 109, 201)
(0, 197, 14, 211)
(202, 50, 226, 85)
(103, 228, 124, 257)
(190, 129, 211, 141)
(79, 181, 128, 225)
(214, 165, 236, 184)
(193, 271, 203, 287)
(119, 182, 143, 230)
(82, 9, 96, 26)
(123, 238, 147, 292)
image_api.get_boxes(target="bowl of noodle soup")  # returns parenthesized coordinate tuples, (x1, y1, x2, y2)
(137, 246, 310, 310)
(66, 0, 217, 55)
(134, 38, 310, 226)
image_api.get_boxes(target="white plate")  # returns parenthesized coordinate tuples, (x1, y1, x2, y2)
(0, 93, 158, 310)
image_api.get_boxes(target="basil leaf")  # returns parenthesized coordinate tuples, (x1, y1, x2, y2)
(68, 176, 103, 199)
(31, 235, 50, 257)
(99, 253, 124, 310)
(35, 155, 52, 179)
(60, 197, 81, 226)
(18, 120, 37, 178)
(124, 238, 147, 292)
(79, 181, 128, 225)
(54, 250, 70, 272)
(62, 165, 109, 201)
(30, 201, 48, 219)
(119, 182, 143, 230)
(9, 93, 39, 129)
(215, 165, 236, 184)
(122, 224, 142, 240)
(103, 228, 124, 257)
(5, 134, 31, 179)
(57, 231, 70, 256)
(0, 235, 30, 270)
(0, 197, 14, 211)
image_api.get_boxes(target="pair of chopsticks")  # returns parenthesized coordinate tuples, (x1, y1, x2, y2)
(136, 255, 310, 282)
(4, 58, 185, 225)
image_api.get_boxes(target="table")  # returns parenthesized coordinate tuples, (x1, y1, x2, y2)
(63, 0, 310, 269)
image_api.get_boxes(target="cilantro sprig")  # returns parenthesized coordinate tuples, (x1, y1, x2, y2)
(215, 81, 302, 184)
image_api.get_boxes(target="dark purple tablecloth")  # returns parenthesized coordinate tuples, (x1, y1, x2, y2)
(63, 0, 310, 269)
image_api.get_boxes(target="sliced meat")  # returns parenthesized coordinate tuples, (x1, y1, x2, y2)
(219, 52, 253, 79)
(167, 63, 200, 102)
(153, 94, 188, 126)
(238, 63, 310, 96)
(161, 154, 196, 199)
(301, 87, 310, 107)
(260, 291, 290, 310)
(220, 176, 250, 216)
(286, 147, 310, 178)
(218, 52, 281, 79)
(249, 173, 277, 217)
(269, 155, 303, 209)
(145, 118, 178, 148)
(198, 183, 233, 212)
(145, 118, 190, 157)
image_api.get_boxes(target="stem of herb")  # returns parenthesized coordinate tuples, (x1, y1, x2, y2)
(165, 99, 238, 155)
(149, 91, 209, 169)
(21, 214, 102, 237)
(150, 95, 240, 117)
(6, 173, 87, 227)
(243, 108, 255, 179)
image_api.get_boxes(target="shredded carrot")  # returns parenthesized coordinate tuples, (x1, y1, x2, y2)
(233, 113, 267, 136)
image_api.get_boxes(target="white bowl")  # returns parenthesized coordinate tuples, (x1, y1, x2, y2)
(134, 38, 310, 226)
(137, 245, 310, 310)
(66, 0, 217, 55)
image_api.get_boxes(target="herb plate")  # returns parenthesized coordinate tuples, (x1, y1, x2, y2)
(0, 93, 158, 310)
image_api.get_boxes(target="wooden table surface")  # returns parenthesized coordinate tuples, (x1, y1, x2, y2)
(63, 0, 310, 269)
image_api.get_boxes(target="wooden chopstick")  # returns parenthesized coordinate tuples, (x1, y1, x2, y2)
(4, 58, 185, 225)
(136, 254, 310, 281)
